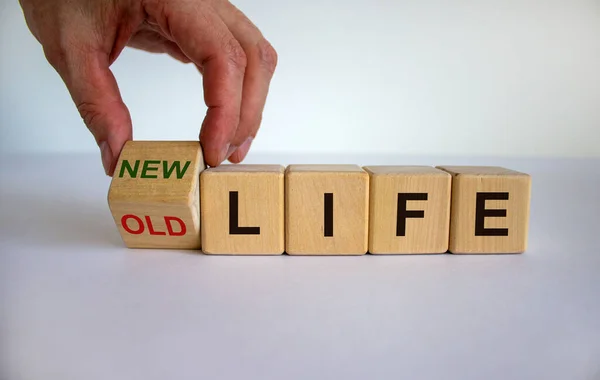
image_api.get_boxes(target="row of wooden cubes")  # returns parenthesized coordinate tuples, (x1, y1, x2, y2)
(108, 141, 532, 255)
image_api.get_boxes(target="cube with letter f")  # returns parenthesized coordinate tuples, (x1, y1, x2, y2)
(108, 141, 205, 249)
(365, 166, 452, 254)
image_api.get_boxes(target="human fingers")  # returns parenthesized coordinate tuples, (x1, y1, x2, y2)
(46, 46, 133, 176)
(128, 27, 191, 64)
(144, 0, 245, 167)
(211, 2, 278, 163)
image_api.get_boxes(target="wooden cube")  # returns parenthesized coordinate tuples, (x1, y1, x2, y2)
(108, 141, 205, 249)
(364, 166, 451, 254)
(200, 165, 285, 255)
(285, 165, 369, 255)
(436, 166, 531, 254)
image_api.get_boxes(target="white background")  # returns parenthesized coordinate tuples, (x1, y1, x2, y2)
(2, 155, 600, 380)
(2, 2, 600, 378)
(1, 0, 599, 158)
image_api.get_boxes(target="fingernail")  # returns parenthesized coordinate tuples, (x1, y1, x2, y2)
(219, 143, 229, 163)
(226, 144, 237, 160)
(233, 137, 253, 162)
(99, 141, 113, 176)
(218, 143, 233, 164)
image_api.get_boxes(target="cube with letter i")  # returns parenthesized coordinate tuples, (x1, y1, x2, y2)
(285, 165, 369, 255)
(436, 166, 532, 254)
(364, 166, 452, 254)
(107, 141, 205, 249)
(200, 165, 285, 255)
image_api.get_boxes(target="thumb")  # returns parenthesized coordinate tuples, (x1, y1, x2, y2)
(52, 48, 132, 176)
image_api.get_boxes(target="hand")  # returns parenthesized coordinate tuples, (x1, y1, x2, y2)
(19, 0, 278, 175)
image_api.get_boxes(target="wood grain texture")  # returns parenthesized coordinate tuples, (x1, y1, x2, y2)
(437, 166, 531, 254)
(285, 164, 369, 255)
(108, 141, 205, 249)
(364, 166, 451, 254)
(200, 165, 285, 255)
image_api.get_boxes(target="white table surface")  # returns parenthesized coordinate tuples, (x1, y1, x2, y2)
(1, 153, 599, 380)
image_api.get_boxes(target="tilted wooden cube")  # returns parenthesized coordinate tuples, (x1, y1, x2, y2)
(285, 165, 369, 255)
(436, 166, 531, 254)
(108, 141, 205, 249)
(200, 165, 285, 255)
(364, 166, 452, 254)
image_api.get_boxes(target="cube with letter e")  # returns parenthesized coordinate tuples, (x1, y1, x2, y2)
(437, 166, 531, 254)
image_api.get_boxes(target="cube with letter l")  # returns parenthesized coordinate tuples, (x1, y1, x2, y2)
(200, 164, 284, 255)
